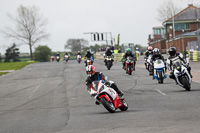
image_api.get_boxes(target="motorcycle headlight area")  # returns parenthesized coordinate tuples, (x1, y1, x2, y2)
(176, 66, 182, 71)
(176, 69, 185, 76)
(99, 85, 104, 93)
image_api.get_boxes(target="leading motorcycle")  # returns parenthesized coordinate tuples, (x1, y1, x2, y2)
(89, 80, 128, 113)
(56, 56, 60, 62)
(173, 62, 192, 91)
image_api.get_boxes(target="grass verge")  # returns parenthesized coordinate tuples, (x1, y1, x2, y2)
(0, 72, 9, 76)
(0, 61, 35, 71)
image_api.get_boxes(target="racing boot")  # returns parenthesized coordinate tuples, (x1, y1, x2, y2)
(111, 83, 124, 100)
(95, 101, 100, 105)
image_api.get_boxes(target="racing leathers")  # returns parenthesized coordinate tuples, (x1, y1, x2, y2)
(85, 72, 124, 102)
(167, 53, 192, 81)
(122, 52, 136, 69)
(104, 49, 114, 65)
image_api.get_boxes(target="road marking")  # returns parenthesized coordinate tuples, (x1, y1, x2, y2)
(28, 85, 40, 98)
(154, 88, 166, 96)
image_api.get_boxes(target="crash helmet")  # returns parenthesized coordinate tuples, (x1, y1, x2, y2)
(126, 48, 131, 55)
(106, 47, 110, 51)
(168, 47, 176, 56)
(147, 46, 153, 51)
(153, 48, 159, 55)
(78, 51, 80, 54)
(86, 65, 96, 77)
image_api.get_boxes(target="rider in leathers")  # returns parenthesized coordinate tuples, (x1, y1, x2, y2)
(104, 47, 114, 65)
(167, 47, 192, 83)
(122, 48, 135, 70)
(85, 65, 124, 104)
(85, 50, 93, 66)
(151, 48, 165, 79)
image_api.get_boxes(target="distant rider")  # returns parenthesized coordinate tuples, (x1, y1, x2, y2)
(167, 47, 192, 82)
(85, 65, 124, 104)
(104, 47, 114, 65)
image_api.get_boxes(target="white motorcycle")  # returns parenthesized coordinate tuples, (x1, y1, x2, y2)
(77, 55, 81, 63)
(147, 55, 153, 75)
(105, 56, 113, 70)
(89, 80, 128, 113)
(64, 55, 69, 62)
(153, 59, 166, 84)
(174, 62, 192, 91)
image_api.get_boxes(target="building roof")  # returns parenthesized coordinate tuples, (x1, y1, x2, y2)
(175, 29, 200, 38)
(164, 5, 200, 23)
(153, 26, 165, 29)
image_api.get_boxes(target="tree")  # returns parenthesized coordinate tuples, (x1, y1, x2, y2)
(156, 0, 181, 22)
(3, 5, 49, 60)
(64, 39, 89, 54)
(4, 43, 20, 62)
(34, 45, 52, 62)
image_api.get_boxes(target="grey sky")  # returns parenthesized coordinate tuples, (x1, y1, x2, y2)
(0, 0, 198, 54)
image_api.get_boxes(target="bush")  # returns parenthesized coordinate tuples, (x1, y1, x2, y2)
(34, 45, 52, 62)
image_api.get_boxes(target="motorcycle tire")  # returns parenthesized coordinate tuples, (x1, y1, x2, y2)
(107, 61, 111, 70)
(100, 97, 115, 113)
(128, 65, 132, 75)
(119, 99, 128, 111)
(158, 71, 163, 84)
(182, 76, 191, 91)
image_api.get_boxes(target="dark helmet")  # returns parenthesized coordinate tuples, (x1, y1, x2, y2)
(87, 50, 90, 53)
(168, 47, 176, 56)
(106, 47, 110, 51)
(153, 48, 159, 55)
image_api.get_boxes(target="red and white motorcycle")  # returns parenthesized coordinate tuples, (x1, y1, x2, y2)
(89, 80, 128, 113)
(77, 55, 81, 63)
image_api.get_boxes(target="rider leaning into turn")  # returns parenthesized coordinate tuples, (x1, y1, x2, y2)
(167, 47, 192, 82)
(151, 48, 165, 79)
(122, 48, 135, 69)
(85, 65, 124, 104)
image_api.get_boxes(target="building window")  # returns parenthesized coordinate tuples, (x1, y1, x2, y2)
(154, 29, 161, 35)
(198, 23, 200, 29)
(185, 23, 190, 30)
(175, 23, 185, 31)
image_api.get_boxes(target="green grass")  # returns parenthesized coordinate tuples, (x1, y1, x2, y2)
(0, 72, 9, 76)
(0, 61, 35, 70)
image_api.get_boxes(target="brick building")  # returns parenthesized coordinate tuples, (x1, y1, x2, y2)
(149, 4, 200, 53)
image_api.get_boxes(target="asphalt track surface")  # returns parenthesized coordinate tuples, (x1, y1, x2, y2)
(0, 58, 200, 133)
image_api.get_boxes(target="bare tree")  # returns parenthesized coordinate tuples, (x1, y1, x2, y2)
(3, 5, 49, 60)
(156, 0, 181, 22)
(65, 39, 89, 54)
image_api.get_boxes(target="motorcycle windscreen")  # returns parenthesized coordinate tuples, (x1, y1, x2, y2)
(91, 80, 100, 91)
(155, 59, 162, 64)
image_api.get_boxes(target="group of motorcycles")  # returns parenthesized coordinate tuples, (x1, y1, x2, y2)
(144, 55, 192, 91)
(52, 54, 82, 63)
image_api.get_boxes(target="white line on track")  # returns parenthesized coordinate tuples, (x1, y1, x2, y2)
(28, 85, 40, 98)
(154, 88, 167, 96)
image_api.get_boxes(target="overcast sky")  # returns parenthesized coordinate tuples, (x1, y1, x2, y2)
(0, 0, 198, 54)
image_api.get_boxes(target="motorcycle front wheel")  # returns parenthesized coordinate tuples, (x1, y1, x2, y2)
(100, 97, 115, 113)
(158, 71, 163, 84)
(119, 99, 128, 111)
(128, 65, 132, 75)
(182, 76, 191, 91)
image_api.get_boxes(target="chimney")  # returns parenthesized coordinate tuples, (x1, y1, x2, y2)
(188, 4, 193, 7)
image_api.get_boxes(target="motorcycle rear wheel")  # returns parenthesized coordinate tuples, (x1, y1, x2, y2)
(100, 97, 115, 113)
